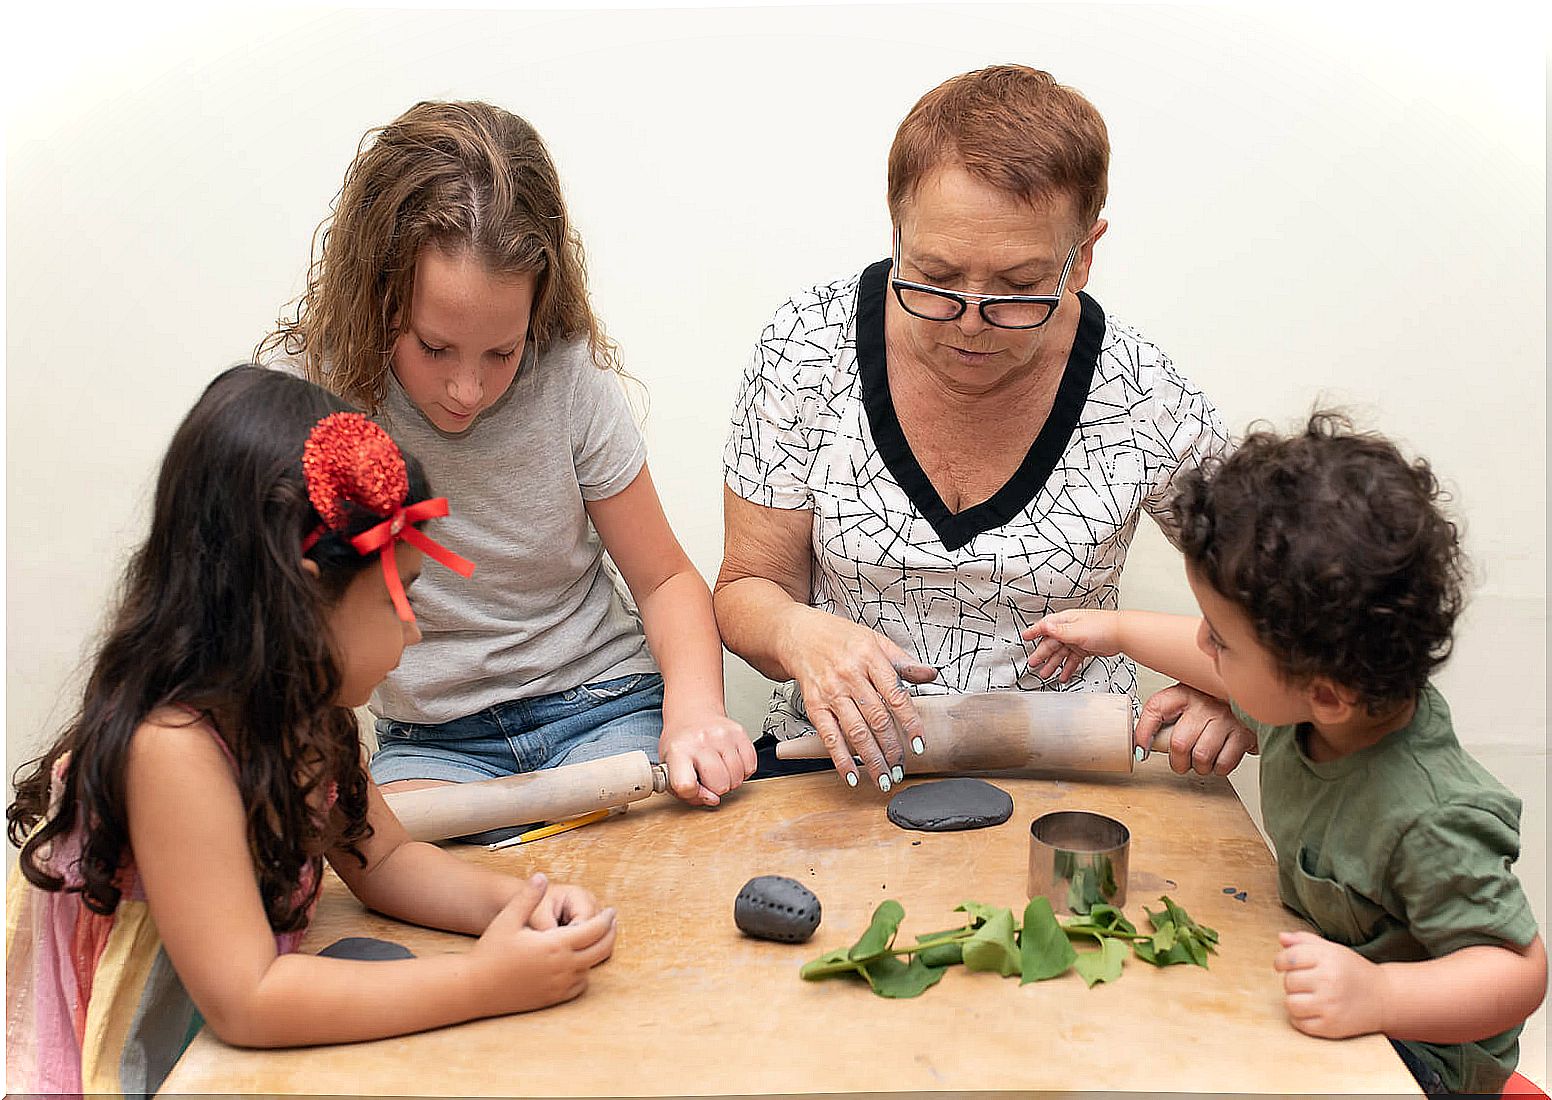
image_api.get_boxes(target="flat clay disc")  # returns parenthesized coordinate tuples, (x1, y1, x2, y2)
(317, 936, 415, 961)
(887, 778, 1014, 832)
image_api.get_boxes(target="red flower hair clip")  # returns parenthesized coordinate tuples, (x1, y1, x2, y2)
(299, 412, 474, 621)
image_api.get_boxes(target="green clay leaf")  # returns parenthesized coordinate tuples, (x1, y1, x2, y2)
(1160, 895, 1217, 942)
(1132, 937, 1191, 967)
(800, 946, 861, 980)
(962, 907, 1020, 976)
(849, 899, 905, 962)
(953, 900, 1002, 927)
(1137, 896, 1219, 968)
(1019, 896, 1077, 983)
(912, 926, 968, 968)
(1073, 936, 1127, 987)
(1084, 904, 1137, 936)
(916, 941, 964, 967)
(864, 954, 948, 999)
(1186, 935, 1209, 968)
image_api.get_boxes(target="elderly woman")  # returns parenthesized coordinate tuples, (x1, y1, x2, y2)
(714, 66, 1255, 790)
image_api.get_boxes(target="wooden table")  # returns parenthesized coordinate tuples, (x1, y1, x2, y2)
(162, 762, 1419, 1095)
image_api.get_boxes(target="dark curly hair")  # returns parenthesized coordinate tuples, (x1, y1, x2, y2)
(1170, 411, 1466, 714)
(7, 365, 433, 932)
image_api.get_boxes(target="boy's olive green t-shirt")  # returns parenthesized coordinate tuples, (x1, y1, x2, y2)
(1235, 684, 1538, 1095)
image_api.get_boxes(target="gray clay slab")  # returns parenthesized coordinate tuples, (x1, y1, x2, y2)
(734, 875, 822, 943)
(886, 778, 1014, 832)
(316, 936, 416, 961)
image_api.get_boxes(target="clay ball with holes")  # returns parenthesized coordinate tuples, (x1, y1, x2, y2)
(734, 875, 822, 943)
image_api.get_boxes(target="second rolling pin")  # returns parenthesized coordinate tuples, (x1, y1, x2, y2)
(384, 750, 667, 842)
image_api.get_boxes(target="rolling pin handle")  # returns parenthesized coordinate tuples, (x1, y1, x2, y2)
(1135, 721, 1178, 762)
(650, 763, 670, 794)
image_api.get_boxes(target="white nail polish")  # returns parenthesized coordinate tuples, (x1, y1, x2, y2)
(911, 737, 925, 754)
(845, 771, 859, 788)
(891, 765, 904, 783)
(879, 774, 891, 792)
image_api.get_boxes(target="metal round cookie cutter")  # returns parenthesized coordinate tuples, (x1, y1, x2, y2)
(1027, 810, 1131, 914)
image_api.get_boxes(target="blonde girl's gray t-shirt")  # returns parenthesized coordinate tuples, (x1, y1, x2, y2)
(368, 337, 657, 724)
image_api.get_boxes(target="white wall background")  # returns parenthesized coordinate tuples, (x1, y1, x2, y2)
(6, 1, 1546, 1078)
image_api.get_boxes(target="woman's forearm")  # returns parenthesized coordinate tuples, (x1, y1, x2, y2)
(712, 575, 811, 683)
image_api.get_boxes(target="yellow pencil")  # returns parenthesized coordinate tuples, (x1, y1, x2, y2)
(487, 806, 617, 850)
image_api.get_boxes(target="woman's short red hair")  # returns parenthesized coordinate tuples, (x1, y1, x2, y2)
(887, 65, 1110, 230)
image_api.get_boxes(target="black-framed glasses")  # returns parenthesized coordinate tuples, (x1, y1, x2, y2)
(890, 228, 1081, 330)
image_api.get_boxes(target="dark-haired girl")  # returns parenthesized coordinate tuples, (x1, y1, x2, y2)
(6, 366, 616, 1095)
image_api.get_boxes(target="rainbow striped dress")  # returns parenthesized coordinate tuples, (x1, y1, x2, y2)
(6, 736, 322, 1095)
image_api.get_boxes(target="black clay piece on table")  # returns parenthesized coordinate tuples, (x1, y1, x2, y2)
(317, 936, 416, 961)
(886, 778, 1014, 832)
(734, 875, 822, 943)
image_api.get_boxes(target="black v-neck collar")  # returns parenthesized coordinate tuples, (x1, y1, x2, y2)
(856, 258, 1105, 552)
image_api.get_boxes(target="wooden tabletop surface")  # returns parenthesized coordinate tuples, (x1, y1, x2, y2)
(162, 760, 1419, 1096)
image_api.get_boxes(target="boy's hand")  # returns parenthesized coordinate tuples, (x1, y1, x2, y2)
(659, 714, 757, 807)
(1022, 610, 1122, 683)
(473, 874, 617, 1014)
(1273, 930, 1386, 1039)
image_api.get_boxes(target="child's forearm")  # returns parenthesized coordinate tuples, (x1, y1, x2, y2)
(635, 568, 728, 722)
(1115, 611, 1229, 700)
(348, 840, 521, 934)
(219, 950, 507, 1047)
(1378, 936, 1547, 1044)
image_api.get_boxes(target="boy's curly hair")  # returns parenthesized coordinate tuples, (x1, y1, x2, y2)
(1170, 411, 1466, 713)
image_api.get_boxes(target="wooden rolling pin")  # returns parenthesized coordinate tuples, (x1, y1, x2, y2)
(773, 691, 1173, 775)
(385, 750, 667, 842)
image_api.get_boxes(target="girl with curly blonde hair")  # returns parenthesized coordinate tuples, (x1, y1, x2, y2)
(262, 101, 752, 828)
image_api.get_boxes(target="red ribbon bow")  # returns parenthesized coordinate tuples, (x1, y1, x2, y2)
(299, 412, 475, 623)
(348, 498, 475, 622)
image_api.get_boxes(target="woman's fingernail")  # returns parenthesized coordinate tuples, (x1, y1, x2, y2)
(878, 774, 892, 793)
(1134, 745, 1146, 763)
(911, 737, 925, 755)
(845, 771, 859, 788)
(891, 765, 904, 783)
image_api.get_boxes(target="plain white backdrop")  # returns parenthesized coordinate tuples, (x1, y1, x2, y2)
(5, 1, 1546, 1078)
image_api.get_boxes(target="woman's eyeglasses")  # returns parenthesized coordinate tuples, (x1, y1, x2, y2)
(890, 229, 1080, 330)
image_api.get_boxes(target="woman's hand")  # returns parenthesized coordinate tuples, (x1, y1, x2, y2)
(1140, 683, 1257, 775)
(474, 874, 618, 1015)
(659, 714, 757, 807)
(1021, 609, 1123, 682)
(781, 605, 937, 791)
